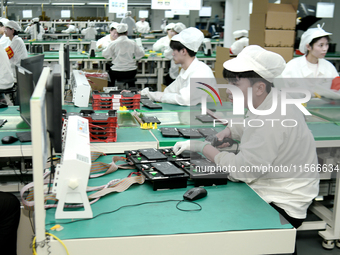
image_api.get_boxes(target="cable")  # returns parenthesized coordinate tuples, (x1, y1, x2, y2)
(45, 199, 202, 227)
(32, 232, 70, 255)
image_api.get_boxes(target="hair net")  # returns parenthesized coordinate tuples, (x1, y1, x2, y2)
(165, 23, 175, 30)
(171, 27, 204, 52)
(88, 22, 95, 27)
(173, 23, 186, 34)
(233, 29, 248, 39)
(110, 22, 119, 30)
(32, 17, 39, 23)
(5, 20, 21, 31)
(223, 45, 286, 83)
(0, 18, 8, 26)
(126, 11, 132, 16)
(116, 23, 128, 33)
(299, 24, 332, 54)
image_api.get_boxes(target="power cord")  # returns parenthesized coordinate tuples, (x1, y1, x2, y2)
(45, 199, 202, 227)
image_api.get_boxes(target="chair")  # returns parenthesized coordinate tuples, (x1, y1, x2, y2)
(0, 84, 17, 105)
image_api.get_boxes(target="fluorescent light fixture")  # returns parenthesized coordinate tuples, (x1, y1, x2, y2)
(128, 3, 151, 5)
(17, 2, 46, 4)
(316, 2, 335, 18)
(249, 1, 253, 15)
(52, 3, 85, 5)
(87, 2, 108, 5)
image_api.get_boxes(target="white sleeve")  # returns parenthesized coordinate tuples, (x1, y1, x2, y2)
(153, 37, 165, 52)
(134, 42, 145, 60)
(102, 43, 114, 59)
(163, 46, 173, 59)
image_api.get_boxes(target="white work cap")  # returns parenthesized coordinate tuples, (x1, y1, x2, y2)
(223, 45, 286, 83)
(173, 22, 186, 34)
(171, 27, 204, 52)
(110, 22, 119, 29)
(165, 23, 175, 30)
(116, 23, 128, 33)
(233, 29, 248, 39)
(126, 11, 132, 16)
(88, 22, 95, 27)
(32, 17, 39, 22)
(299, 24, 332, 54)
(5, 20, 21, 31)
(0, 18, 8, 26)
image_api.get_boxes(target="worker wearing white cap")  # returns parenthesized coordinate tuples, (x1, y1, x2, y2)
(120, 11, 136, 37)
(141, 27, 215, 105)
(152, 23, 175, 52)
(61, 23, 77, 33)
(163, 22, 187, 85)
(96, 22, 119, 51)
(4, 20, 28, 77)
(281, 24, 338, 97)
(230, 29, 249, 55)
(81, 21, 97, 40)
(173, 46, 319, 242)
(24, 17, 45, 40)
(0, 44, 15, 104)
(0, 18, 10, 49)
(135, 18, 150, 34)
(102, 23, 145, 88)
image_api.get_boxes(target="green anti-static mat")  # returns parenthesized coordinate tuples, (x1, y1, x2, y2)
(45, 155, 292, 240)
(139, 101, 234, 112)
(308, 123, 340, 141)
(308, 108, 340, 125)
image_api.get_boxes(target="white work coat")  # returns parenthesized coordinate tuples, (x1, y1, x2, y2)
(214, 90, 319, 219)
(230, 37, 249, 55)
(102, 35, 145, 71)
(0, 45, 14, 89)
(96, 34, 113, 51)
(164, 46, 180, 79)
(120, 17, 136, 36)
(280, 56, 339, 97)
(62, 25, 76, 33)
(81, 27, 97, 40)
(136, 21, 150, 34)
(0, 35, 11, 49)
(25, 23, 45, 40)
(5, 36, 28, 77)
(142, 57, 215, 106)
(152, 35, 170, 52)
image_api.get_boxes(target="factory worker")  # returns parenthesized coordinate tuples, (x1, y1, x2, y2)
(4, 20, 28, 77)
(61, 23, 77, 33)
(135, 18, 150, 34)
(102, 23, 145, 88)
(0, 18, 10, 49)
(0, 45, 15, 104)
(141, 27, 215, 106)
(152, 23, 175, 52)
(24, 17, 45, 40)
(96, 22, 119, 51)
(120, 11, 136, 37)
(280, 24, 338, 98)
(230, 29, 249, 55)
(173, 46, 319, 237)
(81, 22, 97, 40)
(163, 22, 187, 85)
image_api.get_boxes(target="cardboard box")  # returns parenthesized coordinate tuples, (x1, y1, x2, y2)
(82, 69, 109, 92)
(265, 30, 295, 47)
(281, 0, 299, 11)
(264, 47, 294, 63)
(249, 29, 265, 47)
(266, 3, 297, 30)
(252, 0, 268, 13)
(214, 46, 230, 101)
(250, 13, 266, 31)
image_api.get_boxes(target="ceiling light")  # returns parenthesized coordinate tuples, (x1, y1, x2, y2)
(87, 2, 108, 5)
(51, 3, 85, 5)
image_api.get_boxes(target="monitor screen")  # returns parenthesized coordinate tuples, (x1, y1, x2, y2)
(199, 7, 211, 17)
(165, 10, 174, 18)
(15, 65, 35, 127)
(23, 10, 32, 19)
(46, 64, 63, 153)
(139, 10, 149, 18)
(20, 54, 45, 86)
(64, 44, 70, 80)
(61, 10, 71, 18)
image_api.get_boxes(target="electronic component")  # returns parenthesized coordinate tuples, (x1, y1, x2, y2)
(0, 119, 7, 127)
(197, 128, 218, 137)
(159, 148, 202, 162)
(125, 148, 167, 164)
(141, 99, 163, 109)
(177, 128, 203, 139)
(205, 135, 235, 147)
(160, 127, 180, 137)
(136, 161, 189, 190)
(196, 114, 215, 123)
(141, 116, 161, 124)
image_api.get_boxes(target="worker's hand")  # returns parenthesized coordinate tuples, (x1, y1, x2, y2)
(173, 140, 210, 155)
(215, 128, 232, 148)
(120, 90, 131, 93)
(98, 44, 102, 49)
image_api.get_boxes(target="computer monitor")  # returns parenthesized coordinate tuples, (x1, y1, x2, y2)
(64, 44, 70, 80)
(15, 65, 35, 126)
(20, 54, 44, 86)
(199, 7, 212, 17)
(46, 64, 63, 153)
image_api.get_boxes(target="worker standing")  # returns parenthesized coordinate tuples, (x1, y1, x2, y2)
(81, 22, 97, 40)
